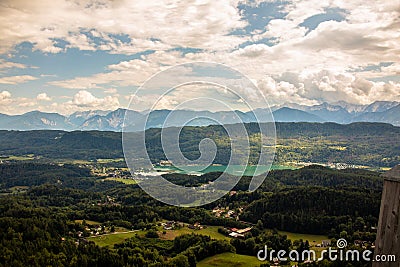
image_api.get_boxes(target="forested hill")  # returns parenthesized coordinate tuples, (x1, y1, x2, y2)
(0, 163, 383, 266)
(0, 122, 398, 167)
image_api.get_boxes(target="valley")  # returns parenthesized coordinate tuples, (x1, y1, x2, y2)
(0, 122, 397, 266)
(0, 122, 398, 168)
(0, 158, 386, 266)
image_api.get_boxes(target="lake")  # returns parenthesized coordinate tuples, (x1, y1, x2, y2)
(153, 164, 294, 176)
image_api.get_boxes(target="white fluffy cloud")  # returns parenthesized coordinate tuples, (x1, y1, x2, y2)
(0, 0, 399, 112)
(0, 75, 37, 84)
(0, 0, 247, 54)
(68, 90, 119, 110)
(257, 19, 307, 42)
(0, 91, 37, 114)
(0, 59, 29, 70)
(0, 90, 11, 101)
(257, 70, 400, 105)
(36, 93, 51, 101)
(0, 90, 120, 115)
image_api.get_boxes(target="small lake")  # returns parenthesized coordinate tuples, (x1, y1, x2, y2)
(154, 164, 294, 176)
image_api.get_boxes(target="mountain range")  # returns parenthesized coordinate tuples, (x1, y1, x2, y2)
(0, 101, 399, 131)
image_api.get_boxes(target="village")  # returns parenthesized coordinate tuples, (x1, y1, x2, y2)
(74, 218, 376, 253)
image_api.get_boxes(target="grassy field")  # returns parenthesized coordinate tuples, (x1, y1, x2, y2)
(2, 155, 36, 161)
(277, 230, 329, 260)
(74, 219, 144, 247)
(159, 226, 229, 241)
(67, 158, 125, 164)
(0, 186, 29, 196)
(9, 186, 29, 192)
(277, 230, 329, 246)
(159, 226, 327, 244)
(75, 219, 132, 232)
(196, 231, 329, 267)
(89, 225, 227, 248)
(67, 159, 91, 164)
(103, 177, 137, 184)
(74, 219, 102, 225)
(88, 231, 142, 247)
(97, 158, 125, 163)
(197, 252, 261, 267)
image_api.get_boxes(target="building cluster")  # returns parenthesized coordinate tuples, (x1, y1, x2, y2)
(188, 222, 204, 230)
(315, 240, 331, 247)
(161, 221, 180, 230)
(223, 227, 252, 238)
(96, 195, 119, 206)
(326, 162, 358, 169)
(212, 206, 242, 220)
(159, 160, 173, 166)
(92, 166, 127, 178)
(76, 224, 106, 237)
(354, 240, 375, 249)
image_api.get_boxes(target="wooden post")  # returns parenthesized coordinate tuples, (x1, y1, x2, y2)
(373, 165, 400, 267)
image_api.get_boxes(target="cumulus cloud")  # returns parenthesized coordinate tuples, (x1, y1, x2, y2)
(257, 19, 307, 42)
(69, 90, 119, 109)
(0, 0, 399, 110)
(17, 98, 36, 107)
(0, 59, 29, 70)
(126, 84, 246, 112)
(0, 75, 37, 84)
(283, 0, 332, 25)
(0, 89, 121, 115)
(0, 90, 11, 101)
(0, 0, 247, 54)
(49, 53, 195, 90)
(257, 70, 400, 105)
(104, 88, 117, 94)
(0, 91, 38, 114)
(69, 90, 119, 108)
(36, 93, 51, 101)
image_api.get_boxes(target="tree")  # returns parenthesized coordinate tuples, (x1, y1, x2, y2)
(256, 219, 264, 230)
(168, 254, 189, 267)
(145, 229, 159, 238)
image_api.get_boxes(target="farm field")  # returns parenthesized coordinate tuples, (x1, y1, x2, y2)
(102, 177, 137, 184)
(159, 225, 230, 241)
(74, 219, 102, 225)
(88, 231, 142, 247)
(277, 230, 329, 246)
(159, 225, 329, 244)
(97, 158, 125, 163)
(197, 252, 261, 267)
(0, 155, 36, 161)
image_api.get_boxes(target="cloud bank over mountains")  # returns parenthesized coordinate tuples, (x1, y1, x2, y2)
(0, 0, 399, 115)
(0, 101, 399, 131)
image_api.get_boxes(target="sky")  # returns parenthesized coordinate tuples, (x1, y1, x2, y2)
(0, 0, 399, 115)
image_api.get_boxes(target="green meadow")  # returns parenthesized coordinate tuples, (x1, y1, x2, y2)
(88, 231, 142, 247)
(197, 252, 261, 267)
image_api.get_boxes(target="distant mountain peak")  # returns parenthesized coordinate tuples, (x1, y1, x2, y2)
(273, 107, 325, 122)
(0, 101, 399, 131)
(363, 101, 400, 113)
